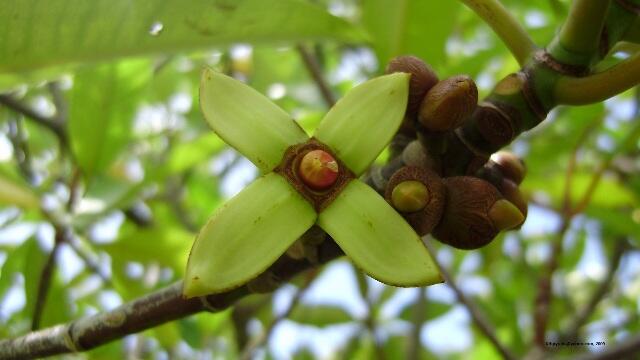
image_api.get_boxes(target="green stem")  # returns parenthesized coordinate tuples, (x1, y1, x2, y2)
(554, 51, 640, 105)
(459, 0, 536, 66)
(554, 0, 611, 61)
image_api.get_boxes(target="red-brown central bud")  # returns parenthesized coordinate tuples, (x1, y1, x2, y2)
(275, 139, 354, 212)
(298, 149, 339, 190)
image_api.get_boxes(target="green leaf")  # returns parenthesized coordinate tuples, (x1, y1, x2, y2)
(0, 239, 40, 299)
(313, 73, 409, 176)
(18, 239, 47, 320)
(587, 207, 640, 246)
(289, 304, 353, 327)
(399, 300, 450, 321)
(102, 224, 193, 273)
(165, 133, 225, 174)
(184, 172, 316, 297)
(68, 59, 151, 180)
(0, 0, 367, 88)
(361, 0, 461, 68)
(523, 171, 639, 209)
(0, 173, 39, 209)
(200, 69, 309, 173)
(317, 180, 442, 287)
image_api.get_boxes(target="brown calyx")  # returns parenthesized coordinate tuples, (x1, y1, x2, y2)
(418, 75, 478, 132)
(385, 166, 445, 236)
(385, 55, 439, 119)
(275, 138, 355, 212)
(431, 176, 501, 250)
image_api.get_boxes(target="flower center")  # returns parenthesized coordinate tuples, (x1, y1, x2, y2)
(275, 139, 354, 212)
(391, 180, 430, 212)
(298, 150, 339, 190)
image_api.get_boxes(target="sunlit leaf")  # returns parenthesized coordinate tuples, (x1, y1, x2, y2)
(318, 180, 442, 287)
(314, 73, 409, 175)
(289, 304, 353, 327)
(361, 0, 461, 69)
(102, 224, 193, 274)
(200, 69, 309, 173)
(68, 59, 151, 180)
(0, 0, 367, 89)
(184, 173, 316, 297)
(0, 173, 39, 209)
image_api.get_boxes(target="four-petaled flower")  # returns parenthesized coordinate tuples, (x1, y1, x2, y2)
(183, 69, 442, 297)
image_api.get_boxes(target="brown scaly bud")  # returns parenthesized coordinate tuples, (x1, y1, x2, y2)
(385, 166, 445, 236)
(401, 140, 441, 173)
(432, 177, 524, 249)
(491, 151, 526, 185)
(418, 75, 478, 132)
(386, 55, 439, 118)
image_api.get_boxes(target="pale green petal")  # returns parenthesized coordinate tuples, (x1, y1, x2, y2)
(200, 69, 309, 172)
(313, 73, 409, 175)
(317, 180, 441, 287)
(183, 173, 316, 297)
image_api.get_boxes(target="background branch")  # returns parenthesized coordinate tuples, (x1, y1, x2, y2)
(296, 44, 337, 107)
(558, 239, 627, 342)
(0, 94, 66, 143)
(459, 0, 536, 65)
(31, 234, 63, 331)
(0, 240, 343, 359)
(240, 272, 316, 360)
(426, 242, 517, 360)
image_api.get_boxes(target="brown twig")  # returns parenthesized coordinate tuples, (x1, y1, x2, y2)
(533, 193, 571, 347)
(572, 120, 640, 215)
(425, 242, 517, 360)
(32, 166, 83, 330)
(47, 82, 68, 124)
(6, 117, 35, 183)
(533, 113, 610, 347)
(240, 271, 317, 360)
(0, 94, 67, 144)
(0, 240, 343, 359)
(296, 44, 337, 107)
(562, 117, 603, 214)
(407, 288, 426, 360)
(31, 231, 64, 330)
(359, 274, 386, 360)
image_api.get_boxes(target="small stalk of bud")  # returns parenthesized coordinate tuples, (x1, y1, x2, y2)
(418, 75, 478, 132)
